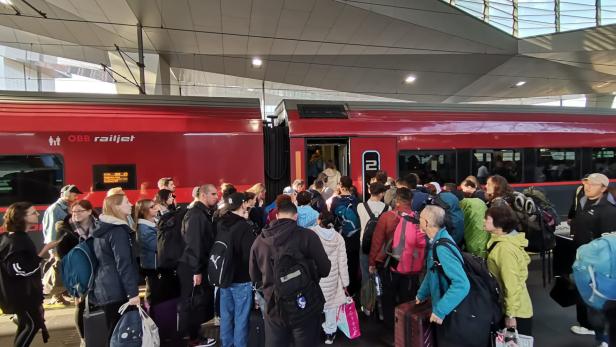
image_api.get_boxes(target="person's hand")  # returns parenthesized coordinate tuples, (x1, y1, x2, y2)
(415, 297, 423, 305)
(505, 317, 517, 329)
(369, 266, 376, 274)
(429, 313, 443, 325)
(193, 274, 202, 286)
(128, 296, 140, 306)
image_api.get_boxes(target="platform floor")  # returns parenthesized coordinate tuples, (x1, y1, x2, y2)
(0, 256, 598, 347)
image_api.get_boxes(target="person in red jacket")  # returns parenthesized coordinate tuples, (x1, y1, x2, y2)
(368, 187, 420, 330)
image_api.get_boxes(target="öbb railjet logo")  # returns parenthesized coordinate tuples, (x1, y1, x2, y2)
(49, 134, 136, 146)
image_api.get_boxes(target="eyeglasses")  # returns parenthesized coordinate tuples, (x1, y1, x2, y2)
(72, 209, 88, 214)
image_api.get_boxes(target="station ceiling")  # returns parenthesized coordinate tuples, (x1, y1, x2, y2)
(1, 0, 616, 102)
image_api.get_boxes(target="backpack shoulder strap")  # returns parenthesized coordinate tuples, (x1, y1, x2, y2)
(432, 238, 463, 265)
(363, 202, 376, 220)
(487, 241, 500, 254)
(381, 204, 389, 215)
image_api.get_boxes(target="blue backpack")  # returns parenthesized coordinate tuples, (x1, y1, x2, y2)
(60, 238, 98, 298)
(572, 233, 616, 310)
(333, 198, 360, 238)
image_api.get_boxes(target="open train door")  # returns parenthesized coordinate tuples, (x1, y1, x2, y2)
(263, 120, 290, 204)
(350, 137, 397, 201)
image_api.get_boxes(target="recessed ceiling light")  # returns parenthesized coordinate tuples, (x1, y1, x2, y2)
(251, 57, 263, 68)
(515, 81, 526, 87)
(0, 0, 13, 5)
(404, 75, 416, 84)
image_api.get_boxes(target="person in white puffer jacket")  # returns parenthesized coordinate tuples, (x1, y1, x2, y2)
(311, 210, 350, 345)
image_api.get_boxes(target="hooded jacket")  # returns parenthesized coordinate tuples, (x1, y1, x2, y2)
(571, 192, 616, 246)
(460, 198, 489, 257)
(217, 212, 256, 283)
(486, 231, 533, 319)
(91, 215, 139, 305)
(179, 201, 215, 275)
(42, 198, 69, 244)
(322, 168, 341, 192)
(137, 219, 157, 270)
(0, 230, 43, 313)
(435, 192, 465, 245)
(311, 225, 349, 309)
(249, 219, 331, 321)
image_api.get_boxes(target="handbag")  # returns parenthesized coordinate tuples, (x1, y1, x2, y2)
(336, 294, 361, 339)
(138, 305, 160, 347)
(493, 328, 533, 347)
(83, 295, 108, 347)
(110, 302, 142, 347)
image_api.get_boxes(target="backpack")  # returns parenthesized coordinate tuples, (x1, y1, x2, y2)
(361, 203, 389, 255)
(60, 237, 98, 298)
(431, 192, 465, 246)
(309, 189, 326, 213)
(432, 238, 503, 347)
(207, 228, 235, 288)
(271, 244, 325, 326)
(333, 197, 360, 238)
(513, 187, 559, 253)
(572, 233, 616, 310)
(384, 212, 427, 274)
(156, 206, 188, 270)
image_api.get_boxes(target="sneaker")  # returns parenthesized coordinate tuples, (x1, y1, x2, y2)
(571, 325, 596, 335)
(597, 343, 608, 347)
(189, 337, 217, 347)
(325, 333, 336, 345)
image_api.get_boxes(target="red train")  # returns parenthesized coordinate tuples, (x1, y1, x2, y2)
(2, 92, 616, 224)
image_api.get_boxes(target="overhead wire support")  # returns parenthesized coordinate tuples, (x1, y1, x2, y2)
(113, 44, 145, 94)
(19, 0, 46, 18)
(100, 63, 144, 93)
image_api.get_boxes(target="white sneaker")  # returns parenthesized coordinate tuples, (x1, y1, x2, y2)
(570, 325, 596, 335)
(597, 342, 608, 347)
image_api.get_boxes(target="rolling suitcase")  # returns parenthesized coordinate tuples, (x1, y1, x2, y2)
(149, 297, 180, 346)
(83, 296, 108, 347)
(394, 300, 435, 347)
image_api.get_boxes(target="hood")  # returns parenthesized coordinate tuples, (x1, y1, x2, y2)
(93, 214, 130, 237)
(138, 219, 156, 228)
(487, 231, 529, 249)
(323, 168, 339, 177)
(219, 212, 245, 229)
(260, 218, 297, 246)
(311, 225, 336, 241)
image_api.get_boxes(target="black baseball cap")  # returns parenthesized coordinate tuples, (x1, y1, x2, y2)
(227, 192, 246, 211)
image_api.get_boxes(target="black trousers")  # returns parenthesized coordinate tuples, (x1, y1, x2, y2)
(177, 263, 214, 341)
(14, 307, 41, 347)
(516, 317, 533, 337)
(102, 301, 124, 343)
(263, 313, 321, 347)
(378, 267, 419, 329)
(344, 233, 361, 297)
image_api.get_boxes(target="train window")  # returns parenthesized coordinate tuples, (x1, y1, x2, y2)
(534, 148, 581, 182)
(398, 150, 457, 184)
(592, 148, 616, 178)
(92, 164, 136, 191)
(0, 154, 64, 206)
(473, 149, 522, 183)
(297, 104, 348, 119)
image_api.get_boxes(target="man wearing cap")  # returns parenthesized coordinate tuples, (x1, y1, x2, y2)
(216, 192, 256, 347)
(42, 184, 82, 304)
(569, 173, 616, 341)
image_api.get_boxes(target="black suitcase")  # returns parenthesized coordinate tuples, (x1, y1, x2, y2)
(248, 309, 265, 347)
(83, 296, 108, 347)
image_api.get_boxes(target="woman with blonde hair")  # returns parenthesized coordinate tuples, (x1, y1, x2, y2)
(247, 183, 266, 231)
(91, 193, 140, 342)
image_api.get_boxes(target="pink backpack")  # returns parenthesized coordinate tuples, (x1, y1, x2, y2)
(385, 212, 427, 274)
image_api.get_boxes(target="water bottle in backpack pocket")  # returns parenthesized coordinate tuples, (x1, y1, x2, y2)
(384, 212, 427, 274)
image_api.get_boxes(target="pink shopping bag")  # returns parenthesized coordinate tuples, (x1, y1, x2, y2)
(337, 297, 361, 339)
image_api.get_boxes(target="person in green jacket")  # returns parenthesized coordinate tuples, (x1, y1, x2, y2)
(485, 205, 533, 336)
(460, 197, 489, 257)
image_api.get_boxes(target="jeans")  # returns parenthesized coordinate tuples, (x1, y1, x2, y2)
(220, 282, 252, 347)
(322, 307, 338, 335)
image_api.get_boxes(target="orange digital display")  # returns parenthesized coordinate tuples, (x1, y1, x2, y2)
(103, 172, 129, 184)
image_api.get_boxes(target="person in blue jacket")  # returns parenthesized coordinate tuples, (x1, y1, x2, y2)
(415, 205, 470, 346)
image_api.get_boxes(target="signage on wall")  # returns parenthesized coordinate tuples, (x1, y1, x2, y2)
(362, 151, 380, 201)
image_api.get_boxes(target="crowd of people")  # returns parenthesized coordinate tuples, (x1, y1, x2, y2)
(0, 168, 615, 347)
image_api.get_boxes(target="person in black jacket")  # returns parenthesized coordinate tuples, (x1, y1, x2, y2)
(569, 173, 616, 343)
(91, 193, 140, 342)
(177, 184, 219, 347)
(0, 202, 57, 347)
(218, 192, 257, 347)
(250, 198, 331, 347)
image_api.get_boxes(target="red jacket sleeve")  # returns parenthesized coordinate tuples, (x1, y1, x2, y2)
(369, 211, 398, 266)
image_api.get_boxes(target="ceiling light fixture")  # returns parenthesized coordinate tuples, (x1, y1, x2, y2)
(251, 57, 263, 68)
(515, 81, 526, 87)
(404, 75, 416, 84)
(0, 0, 13, 5)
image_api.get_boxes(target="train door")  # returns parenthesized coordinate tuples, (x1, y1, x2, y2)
(350, 137, 397, 201)
(304, 138, 350, 187)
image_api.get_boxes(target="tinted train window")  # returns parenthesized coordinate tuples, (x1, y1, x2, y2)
(0, 154, 64, 206)
(473, 149, 522, 184)
(535, 148, 581, 182)
(592, 148, 616, 178)
(92, 164, 137, 191)
(398, 150, 457, 184)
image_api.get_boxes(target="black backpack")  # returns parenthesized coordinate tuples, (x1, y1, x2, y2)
(512, 188, 559, 253)
(207, 228, 235, 288)
(309, 189, 326, 213)
(361, 203, 389, 255)
(432, 238, 503, 347)
(271, 244, 325, 326)
(156, 206, 188, 270)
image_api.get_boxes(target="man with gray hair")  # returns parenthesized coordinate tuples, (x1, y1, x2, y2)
(416, 205, 470, 346)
